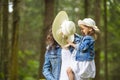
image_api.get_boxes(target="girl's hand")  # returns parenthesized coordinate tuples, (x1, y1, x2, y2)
(67, 40, 76, 48)
(63, 43, 71, 48)
(61, 43, 70, 50)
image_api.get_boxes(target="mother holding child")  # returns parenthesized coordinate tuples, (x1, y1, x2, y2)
(42, 11, 100, 80)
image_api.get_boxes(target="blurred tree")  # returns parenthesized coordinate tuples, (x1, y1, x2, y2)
(0, 0, 3, 79)
(10, 0, 20, 80)
(38, 0, 55, 79)
(103, 0, 108, 80)
(94, 0, 101, 80)
(107, 0, 120, 79)
(0, 0, 1, 42)
(84, 0, 89, 17)
(1, 0, 9, 79)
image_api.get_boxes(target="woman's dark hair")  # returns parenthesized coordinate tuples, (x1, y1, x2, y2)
(46, 28, 58, 50)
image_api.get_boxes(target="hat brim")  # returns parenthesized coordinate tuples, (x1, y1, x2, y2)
(78, 20, 86, 26)
(52, 11, 74, 46)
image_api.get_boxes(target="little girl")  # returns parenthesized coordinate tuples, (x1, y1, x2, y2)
(66, 18, 100, 80)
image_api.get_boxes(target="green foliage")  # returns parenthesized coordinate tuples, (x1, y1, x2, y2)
(107, 0, 120, 79)
(0, 73, 4, 79)
(23, 77, 35, 80)
(56, 0, 84, 22)
(18, 50, 39, 80)
(18, 0, 44, 79)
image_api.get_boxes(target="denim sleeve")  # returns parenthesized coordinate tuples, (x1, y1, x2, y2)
(71, 34, 82, 51)
(74, 33, 82, 44)
(76, 36, 94, 52)
(42, 51, 55, 80)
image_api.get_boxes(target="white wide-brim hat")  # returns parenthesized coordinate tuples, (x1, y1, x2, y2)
(52, 11, 76, 46)
(78, 18, 100, 33)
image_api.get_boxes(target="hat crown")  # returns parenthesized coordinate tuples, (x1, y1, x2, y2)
(61, 20, 76, 36)
(83, 18, 96, 27)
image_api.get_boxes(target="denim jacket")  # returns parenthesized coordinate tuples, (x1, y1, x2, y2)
(75, 35, 95, 61)
(42, 45, 61, 80)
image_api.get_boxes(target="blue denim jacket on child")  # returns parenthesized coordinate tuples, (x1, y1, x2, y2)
(42, 45, 61, 80)
(75, 35, 95, 61)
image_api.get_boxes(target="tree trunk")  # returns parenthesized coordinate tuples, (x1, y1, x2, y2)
(94, 0, 101, 80)
(0, 0, 3, 79)
(10, 0, 20, 80)
(38, 0, 54, 79)
(2, 0, 9, 80)
(84, 0, 89, 17)
(0, 0, 1, 40)
(104, 0, 108, 80)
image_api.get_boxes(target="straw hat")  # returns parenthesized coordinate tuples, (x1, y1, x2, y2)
(52, 11, 76, 46)
(78, 18, 100, 33)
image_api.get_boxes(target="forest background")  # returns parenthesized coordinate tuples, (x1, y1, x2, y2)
(0, 0, 120, 80)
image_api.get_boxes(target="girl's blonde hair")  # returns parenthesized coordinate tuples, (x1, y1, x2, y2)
(88, 26, 99, 40)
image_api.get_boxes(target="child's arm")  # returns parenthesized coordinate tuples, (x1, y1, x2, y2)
(69, 42, 76, 48)
(77, 36, 95, 52)
(63, 41, 76, 49)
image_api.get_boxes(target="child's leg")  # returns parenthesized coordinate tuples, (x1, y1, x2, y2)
(67, 67, 75, 80)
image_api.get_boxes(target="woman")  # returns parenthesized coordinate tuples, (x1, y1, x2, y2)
(42, 29, 62, 80)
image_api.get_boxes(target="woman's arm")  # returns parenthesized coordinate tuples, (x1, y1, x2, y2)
(42, 52, 55, 80)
